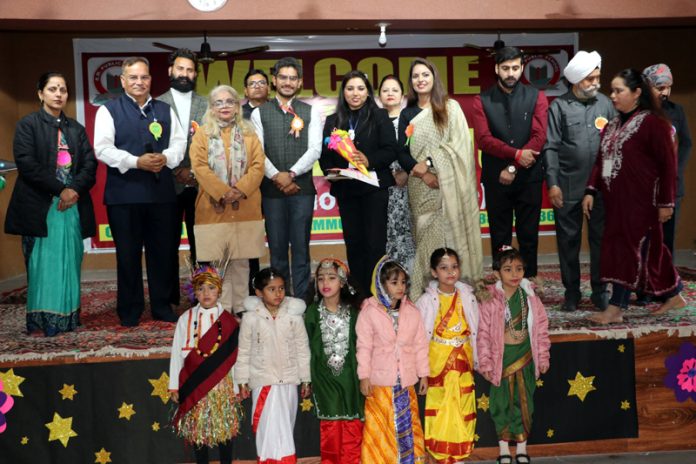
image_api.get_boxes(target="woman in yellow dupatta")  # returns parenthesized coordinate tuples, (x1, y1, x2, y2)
(396, 58, 483, 301)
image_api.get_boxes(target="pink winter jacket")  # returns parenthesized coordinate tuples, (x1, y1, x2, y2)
(356, 296, 430, 388)
(476, 280, 551, 386)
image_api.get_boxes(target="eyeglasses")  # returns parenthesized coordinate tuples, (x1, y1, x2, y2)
(276, 74, 299, 83)
(212, 99, 237, 109)
(124, 75, 151, 83)
(247, 79, 268, 88)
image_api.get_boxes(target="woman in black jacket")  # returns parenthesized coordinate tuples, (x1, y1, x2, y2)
(4, 71, 97, 336)
(320, 70, 398, 296)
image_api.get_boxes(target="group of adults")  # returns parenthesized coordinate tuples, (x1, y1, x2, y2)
(5, 45, 689, 337)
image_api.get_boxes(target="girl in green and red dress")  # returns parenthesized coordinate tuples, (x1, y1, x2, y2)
(304, 258, 364, 463)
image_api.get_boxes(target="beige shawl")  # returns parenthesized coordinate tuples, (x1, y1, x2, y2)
(406, 99, 483, 299)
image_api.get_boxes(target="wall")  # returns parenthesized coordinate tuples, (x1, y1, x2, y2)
(1, 29, 694, 281)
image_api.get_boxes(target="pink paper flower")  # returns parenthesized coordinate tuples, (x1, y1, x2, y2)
(664, 342, 696, 402)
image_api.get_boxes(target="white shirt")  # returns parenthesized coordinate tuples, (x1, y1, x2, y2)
(250, 96, 322, 179)
(168, 303, 224, 391)
(169, 88, 193, 133)
(94, 93, 186, 174)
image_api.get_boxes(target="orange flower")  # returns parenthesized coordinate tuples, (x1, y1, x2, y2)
(405, 123, 414, 146)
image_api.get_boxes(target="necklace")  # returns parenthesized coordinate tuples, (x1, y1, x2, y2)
(504, 287, 528, 341)
(318, 300, 350, 376)
(192, 307, 223, 358)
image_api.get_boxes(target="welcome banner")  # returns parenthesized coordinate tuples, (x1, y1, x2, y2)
(73, 33, 577, 251)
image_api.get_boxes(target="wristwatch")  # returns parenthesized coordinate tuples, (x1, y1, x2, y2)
(507, 165, 517, 175)
(425, 157, 435, 170)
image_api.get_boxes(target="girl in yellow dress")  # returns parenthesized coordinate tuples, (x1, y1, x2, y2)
(416, 248, 479, 463)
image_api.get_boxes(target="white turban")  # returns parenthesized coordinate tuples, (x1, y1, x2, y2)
(564, 51, 602, 84)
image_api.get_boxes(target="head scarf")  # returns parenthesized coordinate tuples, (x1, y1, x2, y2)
(370, 255, 408, 309)
(563, 51, 602, 84)
(643, 63, 673, 87)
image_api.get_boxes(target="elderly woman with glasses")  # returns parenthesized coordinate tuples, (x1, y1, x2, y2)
(189, 85, 266, 313)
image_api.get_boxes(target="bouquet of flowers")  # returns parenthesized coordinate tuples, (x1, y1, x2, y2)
(324, 128, 369, 175)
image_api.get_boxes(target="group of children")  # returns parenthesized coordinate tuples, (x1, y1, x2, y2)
(168, 246, 550, 464)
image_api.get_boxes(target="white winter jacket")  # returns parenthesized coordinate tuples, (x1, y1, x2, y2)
(415, 280, 480, 370)
(235, 296, 311, 390)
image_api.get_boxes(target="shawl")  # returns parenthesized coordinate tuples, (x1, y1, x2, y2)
(406, 100, 483, 299)
(207, 124, 247, 188)
(174, 310, 239, 424)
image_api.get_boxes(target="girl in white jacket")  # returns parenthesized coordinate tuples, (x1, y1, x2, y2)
(236, 267, 311, 464)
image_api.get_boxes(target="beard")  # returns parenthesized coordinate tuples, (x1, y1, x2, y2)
(577, 84, 600, 99)
(169, 75, 195, 93)
(498, 75, 519, 89)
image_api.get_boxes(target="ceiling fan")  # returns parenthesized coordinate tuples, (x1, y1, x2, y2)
(153, 32, 269, 64)
(463, 32, 561, 57)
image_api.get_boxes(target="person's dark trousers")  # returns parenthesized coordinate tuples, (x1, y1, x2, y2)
(107, 202, 179, 325)
(337, 189, 389, 297)
(662, 196, 682, 258)
(485, 180, 542, 277)
(193, 440, 232, 464)
(248, 258, 260, 295)
(554, 193, 607, 303)
(170, 187, 198, 306)
(262, 194, 314, 300)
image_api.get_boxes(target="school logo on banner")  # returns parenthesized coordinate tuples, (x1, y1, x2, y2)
(523, 54, 562, 91)
(90, 59, 125, 106)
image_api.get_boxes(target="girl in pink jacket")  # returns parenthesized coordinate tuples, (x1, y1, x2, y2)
(356, 256, 429, 463)
(477, 247, 550, 464)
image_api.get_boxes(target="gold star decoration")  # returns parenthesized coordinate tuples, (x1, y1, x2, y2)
(148, 372, 170, 404)
(45, 413, 78, 448)
(117, 402, 136, 421)
(151, 422, 160, 432)
(300, 398, 313, 412)
(94, 447, 112, 464)
(621, 400, 631, 410)
(536, 379, 544, 387)
(59, 384, 78, 401)
(0, 368, 25, 397)
(547, 428, 555, 438)
(567, 371, 597, 402)
(20, 436, 29, 445)
(618, 344, 626, 353)
(476, 393, 490, 412)
(473, 433, 480, 442)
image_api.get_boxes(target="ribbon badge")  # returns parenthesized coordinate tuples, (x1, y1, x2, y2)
(290, 115, 305, 138)
(594, 116, 608, 131)
(149, 121, 163, 141)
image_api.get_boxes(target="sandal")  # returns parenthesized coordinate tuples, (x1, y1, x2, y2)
(516, 453, 531, 464)
(496, 455, 513, 464)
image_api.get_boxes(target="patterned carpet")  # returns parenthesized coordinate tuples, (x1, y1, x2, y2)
(1, 265, 695, 362)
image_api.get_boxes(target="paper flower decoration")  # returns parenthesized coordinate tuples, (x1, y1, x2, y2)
(664, 342, 696, 402)
(324, 128, 368, 175)
(0, 379, 15, 433)
(405, 123, 414, 146)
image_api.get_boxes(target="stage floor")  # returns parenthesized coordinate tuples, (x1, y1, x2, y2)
(1, 265, 696, 463)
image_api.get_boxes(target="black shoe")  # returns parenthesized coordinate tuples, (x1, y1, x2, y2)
(497, 455, 513, 464)
(516, 454, 531, 464)
(561, 299, 578, 312)
(120, 319, 140, 327)
(591, 292, 610, 310)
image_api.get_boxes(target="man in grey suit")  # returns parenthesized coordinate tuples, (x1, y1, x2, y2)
(542, 50, 616, 312)
(157, 48, 207, 305)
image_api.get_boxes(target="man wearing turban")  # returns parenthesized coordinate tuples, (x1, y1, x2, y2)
(542, 51, 616, 312)
(643, 64, 692, 257)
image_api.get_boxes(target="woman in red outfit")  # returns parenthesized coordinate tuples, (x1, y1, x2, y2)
(582, 68, 685, 324)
